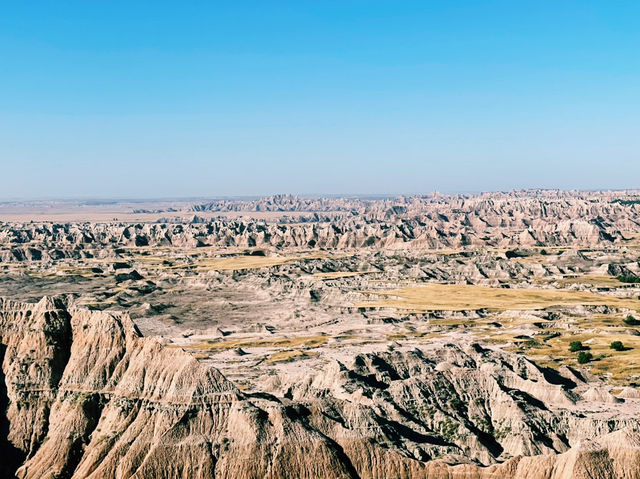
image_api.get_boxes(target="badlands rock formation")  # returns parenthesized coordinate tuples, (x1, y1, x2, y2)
(1, 297, 640, 479)
(2, 190, 640, 264)
(1, 190, 640, 478)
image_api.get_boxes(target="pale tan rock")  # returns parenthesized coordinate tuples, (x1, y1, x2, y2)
(2, 290, 640, 479)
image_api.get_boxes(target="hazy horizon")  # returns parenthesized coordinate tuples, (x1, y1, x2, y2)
(1, 1, 639, 199)
(4, 188, 640, 204)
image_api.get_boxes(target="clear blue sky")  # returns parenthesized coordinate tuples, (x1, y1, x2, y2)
(1, 1, 639, 199)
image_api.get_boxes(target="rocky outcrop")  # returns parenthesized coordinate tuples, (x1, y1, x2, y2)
(1, 297, 640, 478)
(4, 191, 640, 264)
(266, 345, 640, 478)
(0, 298, 355, 479)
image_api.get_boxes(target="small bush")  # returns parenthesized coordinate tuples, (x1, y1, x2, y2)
(623, 315, 639, 326)
(610, 341, 625, 351)
(577, 351, 593, 364)
(617, 274, 640, 284)
(569, 341, 584, 352)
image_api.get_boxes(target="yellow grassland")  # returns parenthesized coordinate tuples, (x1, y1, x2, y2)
(356, 283, 639, 312)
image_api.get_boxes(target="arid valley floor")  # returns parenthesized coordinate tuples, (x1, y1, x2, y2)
(2, 191, 640, 478)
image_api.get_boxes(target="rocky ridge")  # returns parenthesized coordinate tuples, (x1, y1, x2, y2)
(2, 297, 640, 478)
(3, 193, 640, 264)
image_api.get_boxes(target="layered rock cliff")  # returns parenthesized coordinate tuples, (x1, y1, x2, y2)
(3, 191, 640, 265)
(1, 297, 640, 478)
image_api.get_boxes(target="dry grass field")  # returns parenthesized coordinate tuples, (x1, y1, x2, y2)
(357, 282, 640, 312)
(355, 281, 640, 385)
(524, 332, 640, 384)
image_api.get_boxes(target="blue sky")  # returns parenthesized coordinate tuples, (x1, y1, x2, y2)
(1, 1, 639, 199)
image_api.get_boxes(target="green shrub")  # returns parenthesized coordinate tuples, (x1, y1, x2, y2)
(577, 351, 593, 364)
(569, 341, 584, 352)
(623, 315, 639, 326)
(610, 341, 625, 351)
(617, 275, 640, 284)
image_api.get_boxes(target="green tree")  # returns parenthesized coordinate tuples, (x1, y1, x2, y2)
(569, 341, 583, 352)
(577, 351, 593, 364)
(610, 341, 625, 351)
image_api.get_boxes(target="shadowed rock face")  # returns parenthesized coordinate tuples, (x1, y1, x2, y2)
(0, 343, 26, 476)
(1, 297, 640, 479)
(0, 298, 358, 479)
